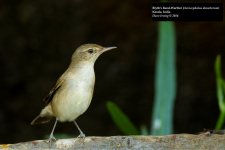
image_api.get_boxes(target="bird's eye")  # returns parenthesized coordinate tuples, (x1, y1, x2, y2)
(87, 49, 94, 54)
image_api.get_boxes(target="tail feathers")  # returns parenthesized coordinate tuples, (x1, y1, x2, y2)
(31, 115, 52, 125)
(31, 105, 53, 125)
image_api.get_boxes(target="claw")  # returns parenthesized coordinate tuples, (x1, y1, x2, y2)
(78, 132, 85, 138)
(48, 134, 57, 147)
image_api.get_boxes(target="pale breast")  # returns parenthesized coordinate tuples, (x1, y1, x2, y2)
(52, 65, 95, 122)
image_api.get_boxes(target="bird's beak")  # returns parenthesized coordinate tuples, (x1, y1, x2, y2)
(103, 46, 117, 52)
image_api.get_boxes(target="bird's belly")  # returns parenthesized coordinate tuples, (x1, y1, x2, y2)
(52, 82, 93, 122)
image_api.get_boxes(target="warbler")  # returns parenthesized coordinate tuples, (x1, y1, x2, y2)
(31, 44, 116, 141)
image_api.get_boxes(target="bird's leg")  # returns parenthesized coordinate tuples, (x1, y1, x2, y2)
(73, 120, 85, 138)
(48, 119, 58, 146)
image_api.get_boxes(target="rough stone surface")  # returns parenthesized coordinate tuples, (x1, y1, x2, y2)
(1, 134, 225, 150)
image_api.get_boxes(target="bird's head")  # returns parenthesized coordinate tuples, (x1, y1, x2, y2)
(71, 44, 116, 64)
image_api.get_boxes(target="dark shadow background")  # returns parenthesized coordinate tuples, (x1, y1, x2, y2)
(0, 0, 225, 143)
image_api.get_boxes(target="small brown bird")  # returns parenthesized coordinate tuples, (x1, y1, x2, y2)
(31, 44, 116, 141)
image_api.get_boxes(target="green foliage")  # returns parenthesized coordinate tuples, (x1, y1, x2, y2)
(140, 125, 149, 135)
(106, 101, 140, 135)
(151, 21, 176, 135)
(215, 55, 225, 129)
(106, 22, 176, 135)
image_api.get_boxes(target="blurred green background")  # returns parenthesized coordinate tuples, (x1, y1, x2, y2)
(0, 0, 225, 143)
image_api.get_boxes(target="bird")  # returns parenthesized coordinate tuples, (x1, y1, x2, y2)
(31, 43, 116, 142)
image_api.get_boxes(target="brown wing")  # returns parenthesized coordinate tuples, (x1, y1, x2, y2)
(43, 79, 63, 104)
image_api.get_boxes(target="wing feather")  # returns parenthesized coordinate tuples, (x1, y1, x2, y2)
(43, 79, 63, 104)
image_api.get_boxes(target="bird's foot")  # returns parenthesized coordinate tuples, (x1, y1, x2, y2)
(78, 132, 85, 138)
(48, 134, 57, 147)
(74, 132, 85, 143)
